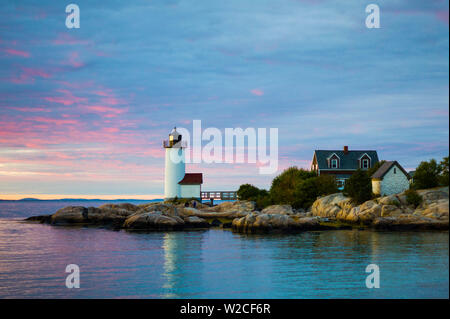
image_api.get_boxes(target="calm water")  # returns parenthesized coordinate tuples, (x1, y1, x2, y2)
(0, 201, 448, 298)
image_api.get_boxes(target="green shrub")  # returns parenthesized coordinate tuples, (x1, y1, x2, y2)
(293, 175, 339, 209)
(237, 184, 271, 210)
(293, 177, 319, 209)
(343, 169, 372, 204)
(316, 175, 339, 196)
(254, 194, 272, 210)
(237, 184, 263, 200)
(405, 189, 422, 208)
(439, 156, 449, 186)
(412, 159, 440, 189)
(269, 167, 316, 205)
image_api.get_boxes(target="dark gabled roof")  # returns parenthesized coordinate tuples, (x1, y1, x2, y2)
(178, 173, 203, 185)
(314, 150, 379, 170)
(371, 161, 410, 180)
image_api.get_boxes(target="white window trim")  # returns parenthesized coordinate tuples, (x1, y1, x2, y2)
(327, 153, 341, 161)
(362, 158, 369, 169)
(327, 153, 340, 168)
(358, 153, 372, 161)
(331, 158, 338, 168)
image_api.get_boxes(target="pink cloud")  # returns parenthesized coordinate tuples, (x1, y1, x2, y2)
(101, 97, 119, 105)
(31, 117, 79, 125)
(11, 67, 51, 84)
(7, 107, 50, 112)
(22, 67, 51, 78)
(44, 89, 87, 105)
(52, 33, 90, 46)
(436, 10, 449, 24)
(57, 80, 95, 89)
(103, 127, 119, 133)
(67, 52, 84, 68)
(250, 89, 264, 96)
(44, 97, 75, 105)
(2, 48, 30, 58)
(390, 9, 449, 25)
(94, 91, 109, 97)
(83, 105, 128, 117)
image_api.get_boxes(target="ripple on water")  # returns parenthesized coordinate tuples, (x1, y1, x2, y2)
(0, 219, 448, 298)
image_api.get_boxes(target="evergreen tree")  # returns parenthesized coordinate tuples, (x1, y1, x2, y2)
(343, 169, 372, 204)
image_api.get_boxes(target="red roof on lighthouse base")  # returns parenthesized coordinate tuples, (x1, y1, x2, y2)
(178, 173, 203, 185)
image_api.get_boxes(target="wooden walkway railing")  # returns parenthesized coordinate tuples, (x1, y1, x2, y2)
(201, 191, 237, 205)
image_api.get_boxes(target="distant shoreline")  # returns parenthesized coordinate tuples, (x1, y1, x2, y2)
(0, 198, 164, 202)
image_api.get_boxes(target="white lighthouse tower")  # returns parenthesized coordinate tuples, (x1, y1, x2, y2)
(163, 127, 186, 199)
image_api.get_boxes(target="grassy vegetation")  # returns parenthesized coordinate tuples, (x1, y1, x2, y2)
(164, 197, 200, 205)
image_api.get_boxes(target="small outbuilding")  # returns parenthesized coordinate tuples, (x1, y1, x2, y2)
(178, 173, 203, 199)
(371, 161, 410, 196)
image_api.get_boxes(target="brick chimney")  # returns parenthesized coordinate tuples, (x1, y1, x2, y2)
(343, 146, 349, 154)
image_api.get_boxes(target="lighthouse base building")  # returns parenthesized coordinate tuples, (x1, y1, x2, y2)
(178, 173, 203, 198)
(163, 127, 203, 200)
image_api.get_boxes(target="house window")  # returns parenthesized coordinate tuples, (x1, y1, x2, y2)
(331, 159, 338, 168)
(394, 168, 397, 174)
(362, 159, 369, 169)
(336, 178, 346, 190)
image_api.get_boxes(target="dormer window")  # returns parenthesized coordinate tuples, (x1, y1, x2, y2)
(331, 159, 338, 168)
(327, 153, 340, 169)
(362, 159, 369, 169)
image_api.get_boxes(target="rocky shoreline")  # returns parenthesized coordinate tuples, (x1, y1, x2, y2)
(25, 187, 449, 233)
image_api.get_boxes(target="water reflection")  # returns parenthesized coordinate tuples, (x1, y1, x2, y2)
(232, 230, 449, 298)
(161, 231, 207, 298)
(0, 219, 448, 298)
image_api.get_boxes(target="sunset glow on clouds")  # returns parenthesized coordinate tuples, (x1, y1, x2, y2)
(0, 0, 448, 199)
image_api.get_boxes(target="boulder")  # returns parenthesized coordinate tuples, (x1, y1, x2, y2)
(183, 216, 210, 228)
(202, 200, 255, 213)
(342, 207, 359, 223)
(418, 187, 449, 202)
(183, 206, 252, 219)
(358, 202, 382, 224)
(261, 205, 294, 215)
(232, 213, 323, 233)
(50, 206, 87, 224)
(309, 187, 449, 230)
(123, 211, 183, 230)
(311, 193, 350, 218)
(25, 188, 449, 232)
(25, 214, 52, 223)
(232, 213, 294, 233)
(373, 216, 448, 230)
(50, 206, 134, 225)
(420, 199, 449, 220)
(377, 195, 400, 206)
(98, 203, 140, 212)
(381, 205, 403, 217)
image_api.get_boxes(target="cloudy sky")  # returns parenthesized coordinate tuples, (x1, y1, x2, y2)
(0, 0, 448, 199)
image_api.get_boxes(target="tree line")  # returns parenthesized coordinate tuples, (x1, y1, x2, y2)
(237, 156, 449, 209)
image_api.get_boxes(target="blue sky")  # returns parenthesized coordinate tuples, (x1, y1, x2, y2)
(0, 0, 448, 198)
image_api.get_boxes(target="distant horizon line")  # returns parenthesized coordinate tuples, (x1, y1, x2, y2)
(0, 194, 164, 201)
